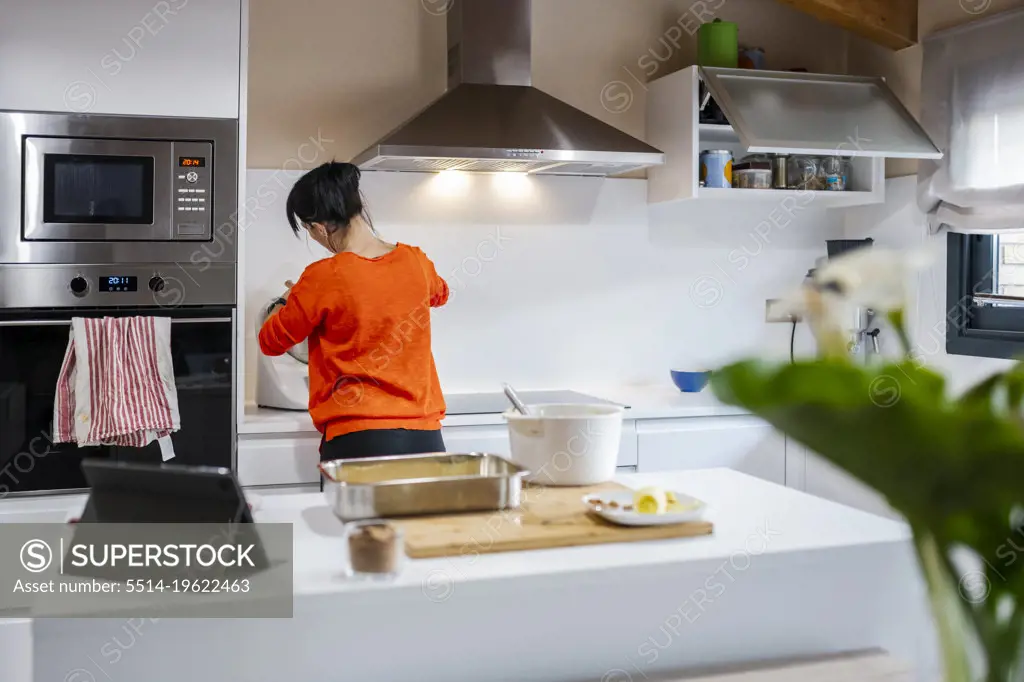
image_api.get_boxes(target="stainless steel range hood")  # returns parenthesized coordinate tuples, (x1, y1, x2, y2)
(352, 0, 664, 176)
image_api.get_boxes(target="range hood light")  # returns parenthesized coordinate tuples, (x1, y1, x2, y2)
(431, 169, 471, 197)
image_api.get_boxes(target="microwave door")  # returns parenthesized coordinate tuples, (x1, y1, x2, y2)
(22, 138, 214, 243)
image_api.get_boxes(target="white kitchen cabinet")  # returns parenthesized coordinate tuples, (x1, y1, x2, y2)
(0, 0, 242, 117)
(786, 439, 899, 520)
(236, 421, 641, 488)
(443, 421, 639, 468)
(636, 416, 785, 485)
(235, 427, 509, 489)
(646, 66, 941, 207)
(237, 434, 321, 487)
(441, 424, 512, 456)
(617, 421, 638, 468)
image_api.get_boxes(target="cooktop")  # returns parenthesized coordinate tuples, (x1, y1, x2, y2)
(444, 390, 626, 416)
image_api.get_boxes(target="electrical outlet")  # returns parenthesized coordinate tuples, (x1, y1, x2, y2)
(766, 299, 800, 323)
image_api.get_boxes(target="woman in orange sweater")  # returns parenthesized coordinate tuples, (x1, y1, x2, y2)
(258, 162, 449, 461)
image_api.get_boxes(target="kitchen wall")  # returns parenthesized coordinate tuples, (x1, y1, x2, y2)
(247, 0, 850, 167)
(847, 0, 1024, 178)
(242, 1, 1024, 404)
(241, 0, 858, 404)
(243, 171, 840, 402)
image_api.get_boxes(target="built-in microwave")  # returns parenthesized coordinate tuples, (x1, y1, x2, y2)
(23, 137, 214, 242)
(0, 111, 238, 266)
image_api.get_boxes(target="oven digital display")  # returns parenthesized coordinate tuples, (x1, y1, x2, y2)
(99, 276, 138, 292)
(178, 157, 206, 167)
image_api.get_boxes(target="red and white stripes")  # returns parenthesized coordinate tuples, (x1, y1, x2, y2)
(53, 317, 180, 452)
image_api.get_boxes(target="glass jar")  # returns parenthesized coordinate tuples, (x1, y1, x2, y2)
(820, 156, 849, 191)
(343, 520, 405, 579)
(788, 156, 822, 190)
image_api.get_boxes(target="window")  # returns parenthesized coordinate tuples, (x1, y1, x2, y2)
(932, 13, 1024, 358)
(947, 233, 1024, 358)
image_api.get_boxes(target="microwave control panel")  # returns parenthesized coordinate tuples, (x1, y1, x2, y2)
(173, 141, 213, 238)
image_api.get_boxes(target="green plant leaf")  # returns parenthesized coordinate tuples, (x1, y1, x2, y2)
(711, 357, 1024, 680)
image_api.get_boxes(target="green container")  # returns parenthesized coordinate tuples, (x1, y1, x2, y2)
(698, 19, 738, 68)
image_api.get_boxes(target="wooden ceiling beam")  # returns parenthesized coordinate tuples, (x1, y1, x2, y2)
(772, 0, 918, 50)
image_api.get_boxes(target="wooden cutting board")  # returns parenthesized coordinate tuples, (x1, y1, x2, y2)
(396, 482, 713, 559)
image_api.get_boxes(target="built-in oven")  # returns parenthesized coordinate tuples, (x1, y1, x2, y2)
(0, 111, 237, 266)
(0, 263, 236, 496)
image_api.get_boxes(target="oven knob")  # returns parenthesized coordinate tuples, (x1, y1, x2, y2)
(185, 171, 199, 184)
(69, 276, 88, 296)
(149, 276, 166, 293)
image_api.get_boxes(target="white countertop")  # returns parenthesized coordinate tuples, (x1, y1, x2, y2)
(0, 469, 908, 597)
(18, 470, 932, 682)
(277, 467, 911, 596)
(240, 384, 747, 435)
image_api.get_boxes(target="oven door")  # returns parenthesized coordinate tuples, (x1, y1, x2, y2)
(0, 308, 234, 496)
(22, 137, 214, 242)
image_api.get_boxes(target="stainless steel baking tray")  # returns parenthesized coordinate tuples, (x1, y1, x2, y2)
(319, 453, 529, 521)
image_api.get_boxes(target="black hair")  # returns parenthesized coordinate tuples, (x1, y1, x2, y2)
(285, 161, 372, 239)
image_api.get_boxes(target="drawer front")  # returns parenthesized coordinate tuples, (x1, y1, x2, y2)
(237, 420, 639, 488)
(441, 424, 511, 456)
(443, 421, 638, 467)
(637, 416, 785, 484)
(617, 421, 638, 467)
(237, 436, 321, 487)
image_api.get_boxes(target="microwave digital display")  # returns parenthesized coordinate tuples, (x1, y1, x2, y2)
(178, 157, 206, 167)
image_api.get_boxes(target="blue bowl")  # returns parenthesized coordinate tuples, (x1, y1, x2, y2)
(671, 370, 710, 393)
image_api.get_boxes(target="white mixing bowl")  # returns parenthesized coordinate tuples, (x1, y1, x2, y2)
(504, 404, 625, 486)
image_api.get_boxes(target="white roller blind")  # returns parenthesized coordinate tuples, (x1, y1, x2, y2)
(919, 9, 1024, 233)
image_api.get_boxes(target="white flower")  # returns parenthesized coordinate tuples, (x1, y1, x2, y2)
(771, 284, 851, 358)
(811, 247, 932, 312)
(770, 247, 933, 359)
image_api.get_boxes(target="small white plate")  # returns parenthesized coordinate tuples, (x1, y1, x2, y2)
(583, 490, 707, 526)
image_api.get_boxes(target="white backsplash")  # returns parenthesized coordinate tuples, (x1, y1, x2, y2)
(242, 170, 844, 403)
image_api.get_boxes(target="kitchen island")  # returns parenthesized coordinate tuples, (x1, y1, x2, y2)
(6, 469, 936, 682)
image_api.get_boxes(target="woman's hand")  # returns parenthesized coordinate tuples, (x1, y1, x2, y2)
(269, 281, 296, 315)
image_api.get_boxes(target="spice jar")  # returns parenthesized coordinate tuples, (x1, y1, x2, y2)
(788, 156, 822, 190)
(344, 520, 404, 578)
(820, 156, 849, 191)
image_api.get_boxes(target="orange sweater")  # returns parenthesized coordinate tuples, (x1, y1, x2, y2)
(258, 244, 449, 440)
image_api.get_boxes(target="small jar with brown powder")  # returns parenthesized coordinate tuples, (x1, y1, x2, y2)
(344, 520, 404, 579)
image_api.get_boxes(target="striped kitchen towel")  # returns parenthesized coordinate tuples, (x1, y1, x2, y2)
(53, 317, 180, 460)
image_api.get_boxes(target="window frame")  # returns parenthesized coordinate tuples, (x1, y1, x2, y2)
(946, 232, 1024, 358)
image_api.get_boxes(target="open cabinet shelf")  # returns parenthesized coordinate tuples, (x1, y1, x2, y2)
(646, 66, 940, 207)
(696, 186, 878, 206)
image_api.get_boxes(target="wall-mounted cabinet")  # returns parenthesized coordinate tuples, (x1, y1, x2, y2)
(646, 67, 941, 207)
(0, 0, 242, 118)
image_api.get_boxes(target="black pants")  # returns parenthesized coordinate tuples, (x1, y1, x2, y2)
(320, 428, 445, 462)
